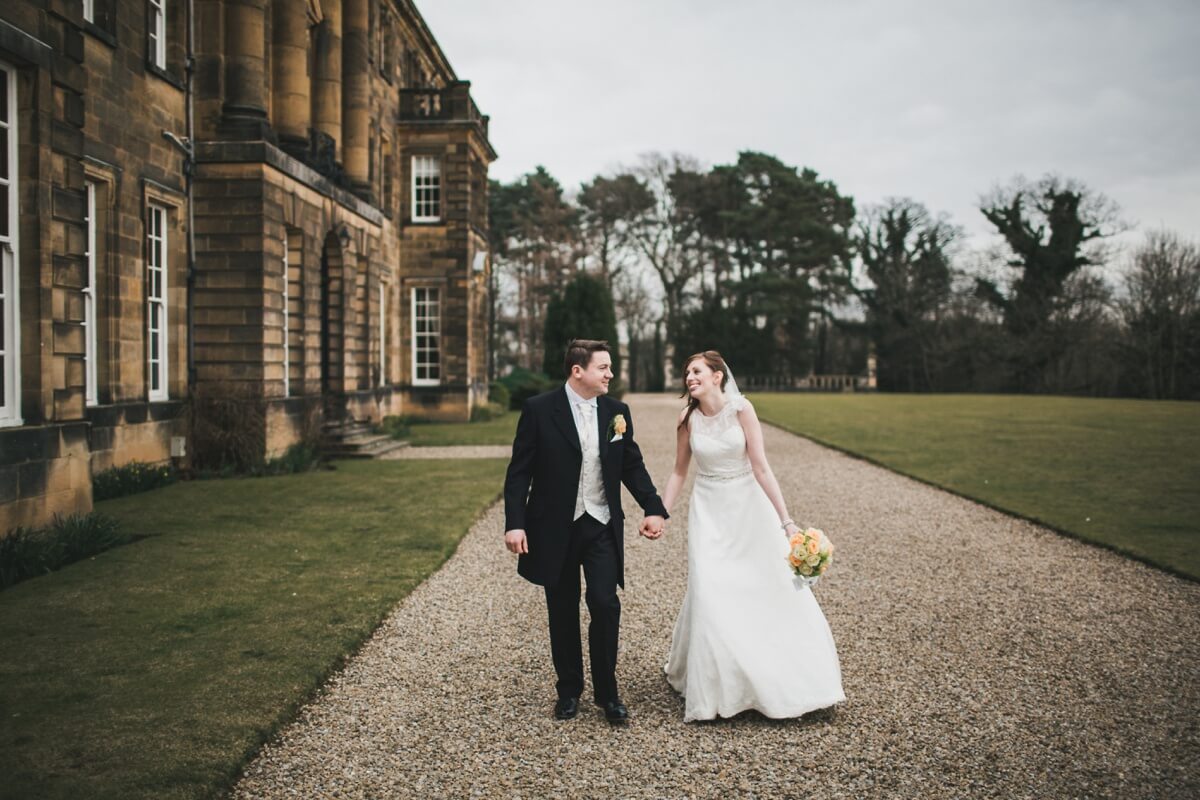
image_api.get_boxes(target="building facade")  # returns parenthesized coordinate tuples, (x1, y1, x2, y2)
(0, 0, 495, 531)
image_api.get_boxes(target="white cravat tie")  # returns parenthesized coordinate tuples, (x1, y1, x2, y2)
(578, 402, 595, 447)
(573, 400, 609, 523)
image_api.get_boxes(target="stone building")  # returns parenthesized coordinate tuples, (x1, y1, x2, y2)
(0, 0, 495, 531)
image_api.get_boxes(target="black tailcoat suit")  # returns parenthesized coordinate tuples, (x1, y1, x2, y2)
(503, 386, 667, 704)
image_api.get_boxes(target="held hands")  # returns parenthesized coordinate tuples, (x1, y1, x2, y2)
(504, 529, 528, 554)
(506, 517, 665, 553)
(640, 515, 666, 540)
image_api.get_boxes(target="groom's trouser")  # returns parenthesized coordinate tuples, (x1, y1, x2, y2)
(544, 513, 621, 705)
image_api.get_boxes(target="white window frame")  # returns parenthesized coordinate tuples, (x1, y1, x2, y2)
(281, 239, 290, 397)
(378, 282, 387, 386)
(84, 181, 98, 406)
(147, 203, 169, 401)
(411, 287, 440, 386)
(148, 0, 166, 70)
(0, 62, 20, 428)
(411, 156, 441, 222)
(83, 0, 95, 24)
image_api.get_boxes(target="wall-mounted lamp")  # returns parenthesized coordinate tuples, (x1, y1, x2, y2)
(337, 223, 352, 251)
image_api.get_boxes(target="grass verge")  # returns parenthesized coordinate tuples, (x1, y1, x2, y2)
(751, 393, 1200, 581)
(405, 411, 519, 447)
(0, 458, 507, 800)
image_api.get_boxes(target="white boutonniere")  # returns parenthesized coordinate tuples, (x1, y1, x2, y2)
(608, 413, 627, 442)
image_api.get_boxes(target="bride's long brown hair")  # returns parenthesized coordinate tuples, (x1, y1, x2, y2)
(678, 350, 729, 430)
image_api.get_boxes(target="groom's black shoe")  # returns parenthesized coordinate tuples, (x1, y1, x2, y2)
(601, 699, 629, 724)
(554, 697, 579, 720)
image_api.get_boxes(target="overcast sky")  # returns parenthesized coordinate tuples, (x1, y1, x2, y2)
(420, 0, 1200, 252)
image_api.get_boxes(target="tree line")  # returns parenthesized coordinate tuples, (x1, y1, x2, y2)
(487, 151, 1200, 400)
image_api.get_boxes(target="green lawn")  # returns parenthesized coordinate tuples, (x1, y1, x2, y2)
(0, 459, 506, 800)
(751, 393, 1200, 580)
(406, 411, 519, 446)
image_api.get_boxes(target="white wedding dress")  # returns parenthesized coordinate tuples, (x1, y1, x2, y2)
(665, 395, 845, 721)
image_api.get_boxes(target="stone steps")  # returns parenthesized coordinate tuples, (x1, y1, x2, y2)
(320, 420, 410, 460)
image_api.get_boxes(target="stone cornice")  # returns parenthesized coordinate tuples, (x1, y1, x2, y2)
(194, 141, 385, 226)
(393, 119, 498, 162)
(0, 16, 53, 67)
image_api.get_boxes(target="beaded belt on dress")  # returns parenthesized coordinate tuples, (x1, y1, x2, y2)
(696, 466, 753, 481)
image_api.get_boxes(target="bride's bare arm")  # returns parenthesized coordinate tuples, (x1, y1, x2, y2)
(740, 403, 799, 535)
(661, 409, 692, 513)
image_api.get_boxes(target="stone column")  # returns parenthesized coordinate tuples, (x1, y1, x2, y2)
(312, 0, 343, 163)
(342, 0, 369, 190)
(221, 0, 270, 138)
(271, 0, 310, 152)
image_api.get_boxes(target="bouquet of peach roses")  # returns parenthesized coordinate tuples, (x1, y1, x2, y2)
(787, 527, 832, 589)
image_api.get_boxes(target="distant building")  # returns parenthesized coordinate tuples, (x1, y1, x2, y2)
(0, 0, 496, 531)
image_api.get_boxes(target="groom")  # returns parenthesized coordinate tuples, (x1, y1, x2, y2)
(503, 339, 668, 723)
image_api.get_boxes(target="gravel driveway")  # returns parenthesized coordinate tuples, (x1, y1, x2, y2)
(233, 393, 1200, 799)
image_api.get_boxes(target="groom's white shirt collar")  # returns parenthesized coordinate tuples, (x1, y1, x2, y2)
(563, 382, 597, 409)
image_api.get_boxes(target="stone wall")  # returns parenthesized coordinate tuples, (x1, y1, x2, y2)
(1, 0, 494, 531)
(0, 1, 188, 530)
(87, 401, 187, 474)
(0, 423, 91, 532)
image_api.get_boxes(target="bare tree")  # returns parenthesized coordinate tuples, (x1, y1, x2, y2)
(978, 173, 1125, 391)
(623, 153, 709, 359)
(1119, 230, 1200, 399)
(577, 174, 651, 287)
(489, 168, 581, 373)
(612, 265, 666, 390)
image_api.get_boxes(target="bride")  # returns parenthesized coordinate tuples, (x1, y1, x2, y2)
(662, 351, 845, 721)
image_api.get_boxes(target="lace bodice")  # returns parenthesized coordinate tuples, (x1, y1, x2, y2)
(688, 396, 752, 478)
